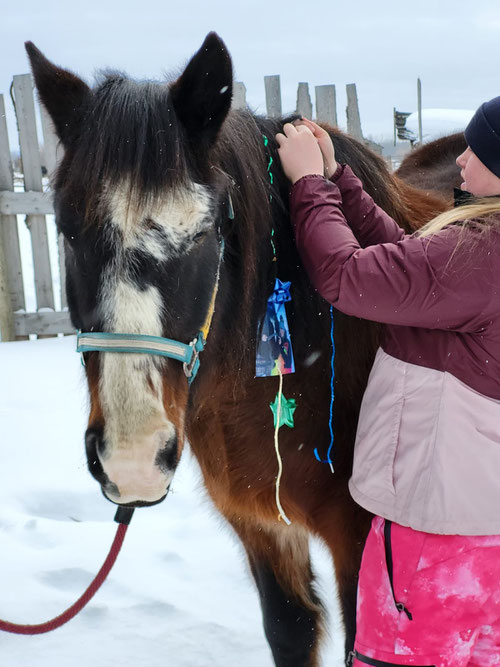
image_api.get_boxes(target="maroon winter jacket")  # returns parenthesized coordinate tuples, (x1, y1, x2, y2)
(290, 165, 500, 398)
(289, 165, 500, 534)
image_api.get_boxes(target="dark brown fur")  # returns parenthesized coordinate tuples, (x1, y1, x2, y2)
(396, 132, 467, 201)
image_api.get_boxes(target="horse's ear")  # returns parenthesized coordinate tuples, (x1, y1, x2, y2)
(25, 41, 91, 146)
(170, 32, 233, 148)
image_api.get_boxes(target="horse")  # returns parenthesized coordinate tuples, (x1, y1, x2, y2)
(396, 132, 467, 200)
(25, 34, 449, 666)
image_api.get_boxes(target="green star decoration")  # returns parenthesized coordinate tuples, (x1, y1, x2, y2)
(270, 392, 297, 429)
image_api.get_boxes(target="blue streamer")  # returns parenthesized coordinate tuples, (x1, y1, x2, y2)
(314, 305, 335, 472)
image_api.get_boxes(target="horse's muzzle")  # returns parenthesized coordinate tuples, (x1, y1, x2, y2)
(85, 426, 178, 505)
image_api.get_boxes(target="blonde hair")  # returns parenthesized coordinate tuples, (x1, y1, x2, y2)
(417, 197, 500, 238)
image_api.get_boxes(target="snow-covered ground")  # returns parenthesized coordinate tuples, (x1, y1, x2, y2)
(0, 335, 344, 666)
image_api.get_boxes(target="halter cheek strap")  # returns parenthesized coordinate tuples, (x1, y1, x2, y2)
(76, 238, 225, 385)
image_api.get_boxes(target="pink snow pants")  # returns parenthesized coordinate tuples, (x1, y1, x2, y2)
(352, 516, 500, 667)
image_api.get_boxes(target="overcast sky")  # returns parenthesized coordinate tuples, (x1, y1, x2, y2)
(2, 0, 500, 145)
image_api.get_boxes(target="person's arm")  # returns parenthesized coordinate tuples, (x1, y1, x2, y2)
(295, 118, 405, 246)
(331, 163, 405, 246)
(291, 175, 495, 332)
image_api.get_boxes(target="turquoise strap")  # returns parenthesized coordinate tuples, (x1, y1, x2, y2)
(77, 332, 194, 363)
(77, 331, 205, 384)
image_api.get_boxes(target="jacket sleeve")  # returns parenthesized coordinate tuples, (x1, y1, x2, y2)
(290, 174, 495, 332)
(330, 164, 405, 246)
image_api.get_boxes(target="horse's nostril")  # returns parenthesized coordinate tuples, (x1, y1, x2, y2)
(84, 426, 111, 488)
(85, 427, 106, 459)
(155, 434, 178, 473)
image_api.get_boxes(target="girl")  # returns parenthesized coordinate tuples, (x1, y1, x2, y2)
(276, 98, 500, 667)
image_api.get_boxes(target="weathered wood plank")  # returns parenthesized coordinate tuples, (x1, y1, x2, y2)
(0, 95, 14, 190)
(0, 94, 25, 316)
(346, 83, 363, 140)
(0, 93, 14, 340)
(0, 224, 14, 341)
(13, 74, 55, 311)
(58, 234, 67, 309)
(315, 85, 337, 127)
(13, 311, 74, 337)
(296, 82, 312, 119)
(264, 75, 282, 118)
(232, 82, 247, 110)
(0, 190, 54, 215)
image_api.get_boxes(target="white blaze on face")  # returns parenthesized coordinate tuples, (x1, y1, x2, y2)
(96, 180, 212, 502)
(100, 281, 166, 441)
(108, 180, 213, 255)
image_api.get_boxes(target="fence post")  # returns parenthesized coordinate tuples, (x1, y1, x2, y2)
(296, 82, 312, 119)
(417, 77, 423, 144)
(0, 93, 23, 341)
(0, 216, 13, 341)
(346, 83, 363, 140)
(315, 85, 337, 126)
(232, 82, 247, 110)
(12, 74, 55, 313)
(264, 75, 282, 118)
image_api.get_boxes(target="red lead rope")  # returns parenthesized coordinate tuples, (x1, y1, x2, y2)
(0, 507, 133, 635)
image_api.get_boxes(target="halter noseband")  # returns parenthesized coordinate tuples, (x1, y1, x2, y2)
(76, 330, 206, 383)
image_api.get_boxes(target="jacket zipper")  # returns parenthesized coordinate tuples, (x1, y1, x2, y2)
(384, 520, 413, 621)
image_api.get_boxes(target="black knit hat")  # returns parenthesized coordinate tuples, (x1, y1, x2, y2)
(464, 96, 500, 178)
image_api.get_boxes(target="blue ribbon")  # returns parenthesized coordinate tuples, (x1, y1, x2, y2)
(267, 279, 292, 305)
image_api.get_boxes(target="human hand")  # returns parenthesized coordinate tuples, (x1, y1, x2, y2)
(297, 118, 338, 178)
(275, 123, 324, 184)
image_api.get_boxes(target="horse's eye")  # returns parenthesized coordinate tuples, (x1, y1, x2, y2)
(193, 231, 206, 243)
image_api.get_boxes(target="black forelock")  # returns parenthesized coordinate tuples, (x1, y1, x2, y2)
(56, 72, 193, 222)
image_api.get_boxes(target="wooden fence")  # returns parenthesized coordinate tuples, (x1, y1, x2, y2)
(0, 73, 70, 341)
(0, 74, 370, 341)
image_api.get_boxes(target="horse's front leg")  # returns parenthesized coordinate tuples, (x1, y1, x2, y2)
(228, 517, 325, 667)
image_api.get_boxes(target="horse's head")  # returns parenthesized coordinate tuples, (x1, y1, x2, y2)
(26, 34, 233, 506)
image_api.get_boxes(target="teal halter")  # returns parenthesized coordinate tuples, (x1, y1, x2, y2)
(76, 330, 205, 383)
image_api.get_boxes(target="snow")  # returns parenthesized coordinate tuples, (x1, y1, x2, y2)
(0, 336, 344, 666)
(405, 108, 475, 143)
